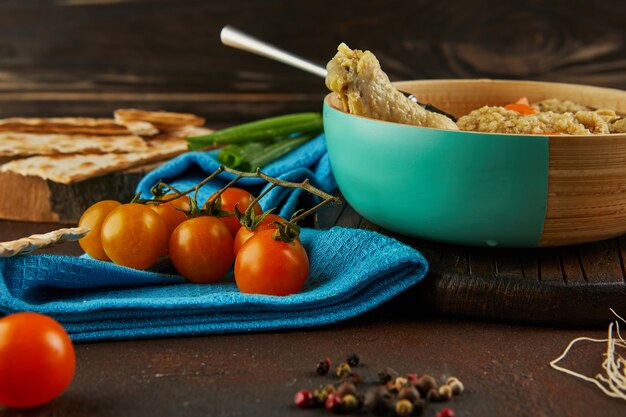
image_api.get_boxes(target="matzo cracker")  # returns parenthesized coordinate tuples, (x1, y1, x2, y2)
(0, 117, 129, 135)
(0, 132, 148, 156)
(0, 137, 186, 183)
(115, 109, 205, 128)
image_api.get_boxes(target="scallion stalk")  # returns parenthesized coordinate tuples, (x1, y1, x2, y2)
(187, 112, 322, 151)
(217, 132, 317, 172)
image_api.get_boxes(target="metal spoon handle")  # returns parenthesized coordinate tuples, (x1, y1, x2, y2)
(220, 25, 328, 78)
(220, 26, 456, 122)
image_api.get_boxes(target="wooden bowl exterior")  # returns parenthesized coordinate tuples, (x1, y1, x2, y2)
(328, 79, 626, 247)
(541, 135, 626, 246)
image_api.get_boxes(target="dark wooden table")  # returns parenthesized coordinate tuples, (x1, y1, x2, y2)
(1, 1, 626, 415)
(1, 219, 625, 417)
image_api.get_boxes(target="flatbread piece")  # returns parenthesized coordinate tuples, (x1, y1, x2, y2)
(115, 109, 205, 128)
(0, 137, 188, 184)
(0, 117, 129, 135)
(0, 132, 148, 157)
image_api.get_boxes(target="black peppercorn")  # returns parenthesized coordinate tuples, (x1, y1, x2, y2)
(413, 398, 427, 416)
(364, 386, 393, 416)
(415, 374, 437, 396)
(346, 352, 360, 367)
(426, 388, 442, 402)
(316, 357, 331, 376)
(398, 386, 420, 403)
(378, 367, 399, 385)
(343, 372, 363, 385)
(336, 382, 358, 398)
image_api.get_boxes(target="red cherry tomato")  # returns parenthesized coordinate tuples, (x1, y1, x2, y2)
(234, 229, 309, 296)
(78, 200, 121, 260)
(169, 216, 235, 283)
(205, 188, 262, 236)
(101, 203, 168, 269)
(149, 194, 191, 238)
(233, 213, 287, 256)
(0, 313, 75, 409)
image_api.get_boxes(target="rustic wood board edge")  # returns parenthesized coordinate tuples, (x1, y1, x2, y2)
(400, 272, 626, 327)
(0, 162, 163, 224)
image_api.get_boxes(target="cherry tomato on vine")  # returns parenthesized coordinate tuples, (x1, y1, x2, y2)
(0, 312, 75, 409)
(204, 187, 262, 236)
(149, 194, 191, 238)
(234, 229, 309, 296)
(233, 213, 287, 256)
(101, 203, 167, 269)
(169, 216, 234, 283)
(78, 200, 121, 260)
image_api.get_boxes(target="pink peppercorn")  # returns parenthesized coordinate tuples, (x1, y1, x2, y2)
(324, 391, 342, 411)
(436, 407, 456, 417)
(294, 389, 313, 409)
(406, 373, 418, 384)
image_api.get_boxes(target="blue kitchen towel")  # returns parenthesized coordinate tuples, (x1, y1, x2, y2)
(136, 134, 336, 219)
(0, 227, 428, 342)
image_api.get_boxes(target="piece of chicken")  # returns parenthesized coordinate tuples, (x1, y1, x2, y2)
(326, 43, 458, 131)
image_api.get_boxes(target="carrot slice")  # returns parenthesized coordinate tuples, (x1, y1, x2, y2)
(505, 103, 538, 115)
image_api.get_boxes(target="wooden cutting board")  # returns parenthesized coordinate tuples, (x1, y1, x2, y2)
(316, 197, 626, 326)
(0, 162, 162, 224)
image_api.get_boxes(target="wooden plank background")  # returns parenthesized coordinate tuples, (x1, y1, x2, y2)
(0, 0, 624, 121)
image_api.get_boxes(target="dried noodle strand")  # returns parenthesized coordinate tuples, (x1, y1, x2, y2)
(549, 336, 624, 399)
(610, 308, 626, 345)
(604, 322, 626, 400)
(549, 310, 626, 401)
(610, 308, 626, 324)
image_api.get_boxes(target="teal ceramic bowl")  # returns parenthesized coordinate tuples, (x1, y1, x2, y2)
(323, 79, 626, 247)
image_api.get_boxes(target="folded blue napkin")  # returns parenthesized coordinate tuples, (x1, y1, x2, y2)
(136, 134, 336, 219)
(0, 227, 428, 342)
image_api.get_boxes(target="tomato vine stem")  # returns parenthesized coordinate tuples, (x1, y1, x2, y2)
(144, 165, 341, 232)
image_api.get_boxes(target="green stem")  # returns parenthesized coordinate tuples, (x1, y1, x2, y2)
(186, 113, 322, 150)
(218, 132, 316, 172)
(217, 142, 267, 171)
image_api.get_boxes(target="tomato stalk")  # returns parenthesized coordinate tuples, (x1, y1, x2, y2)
(141, 165, 340, 242)
(272, 221, 301, 244)
(220, 167, 340, 242)
(234, 205, 276, 230)
(149, 180, 186, 200)
(221, 167, 340, 219)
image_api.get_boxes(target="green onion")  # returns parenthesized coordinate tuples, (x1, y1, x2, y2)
(187, 112, 322, 151)
(217, 132, 317, 172)
(217, 142, 267, 170)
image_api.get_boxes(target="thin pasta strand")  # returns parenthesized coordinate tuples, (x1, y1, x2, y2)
(549, 311, 626, 401)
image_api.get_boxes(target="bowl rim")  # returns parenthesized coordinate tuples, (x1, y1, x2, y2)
(323, 78, 626, 139)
